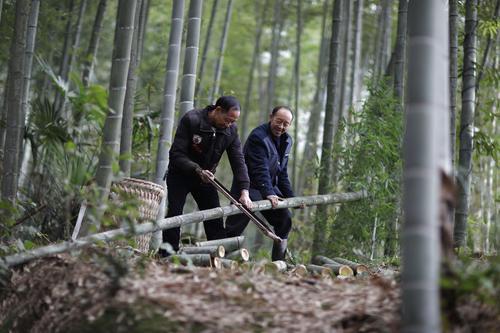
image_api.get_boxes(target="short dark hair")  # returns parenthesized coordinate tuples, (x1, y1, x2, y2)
(271, 105, 293, 118)
(212, 96, 241, 113)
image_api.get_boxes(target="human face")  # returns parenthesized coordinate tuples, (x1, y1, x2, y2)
(212, 106, 240, 129)
(269, 108, 293, 137)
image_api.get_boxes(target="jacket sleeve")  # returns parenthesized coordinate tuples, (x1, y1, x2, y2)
(226, 130, 250, 193)
(277, 151, 295, 198)
(169, 114, 201, 175)
(245, 135, 276, 198)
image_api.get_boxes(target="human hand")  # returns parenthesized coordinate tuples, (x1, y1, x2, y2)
(239, 190, 253, 209)
(266, 195, 283, 208)
(196, 168, 214, 183)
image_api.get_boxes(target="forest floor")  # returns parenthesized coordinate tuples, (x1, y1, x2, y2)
(0, 249, 498, 333)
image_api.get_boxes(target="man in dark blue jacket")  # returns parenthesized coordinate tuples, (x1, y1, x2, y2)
(162, 96, 252, 255)
(226, 106, 295, 261)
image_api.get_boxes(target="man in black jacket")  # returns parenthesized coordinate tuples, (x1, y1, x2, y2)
(226, 106, 295, 261)
(162, 96, 252, 255)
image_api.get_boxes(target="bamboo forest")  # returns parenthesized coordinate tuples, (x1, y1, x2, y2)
(0, 0, 498, 332)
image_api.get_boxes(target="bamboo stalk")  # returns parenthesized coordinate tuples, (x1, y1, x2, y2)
(265, 260, 287, 273)
(179, 245, 225, 258)
(312, 255, 341, 266)
(196, 236, 244, 252)
(225, 248, 249, 262)
(1, 191, 366, 268)
(290, 264, 308, 277)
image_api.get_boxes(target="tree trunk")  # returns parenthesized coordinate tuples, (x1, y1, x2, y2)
(136, 0, 149, 62)
(53, 0, 74, 113)
(393, 0, 408, 105)
(194, 0, 219, 107)
(1, 0, 30, 204)
(349, 0, 363, 109)
(240, 0, 269, 141)
(80, 0, 137, 235)
(449, 0, 458, 172)
(454, 0, 478, 248)
(262, 0, 284, 122)
(179, 0, 202, 116)
(119, 0, 144, 176)
(298, 0, 329, 196)
(151, 0, 185, 250)
(82, 0, 107, 87)
(403, 0, 450, 331)
(376, 0, 392, 80)
(209, 0, 234, 103)
(17, 0, 40, 190)
(338, 0, 351, 120)
(292, 0, 302, 189)
(312, 0, 343, 258)
(0, 0, 4, 25)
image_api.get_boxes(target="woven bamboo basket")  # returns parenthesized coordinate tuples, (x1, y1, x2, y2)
(109, 178, 165, 252)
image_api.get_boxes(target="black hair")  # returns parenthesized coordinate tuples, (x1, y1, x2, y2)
(206, 96, 241, 113)
(271, 105, 293, 119)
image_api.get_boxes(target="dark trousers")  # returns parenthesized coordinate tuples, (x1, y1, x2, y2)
(225, 188, 292, 239)
(162, 172, 226, 252)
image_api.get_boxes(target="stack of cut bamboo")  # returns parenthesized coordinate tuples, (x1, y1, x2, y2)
(167, 236, 250, 269)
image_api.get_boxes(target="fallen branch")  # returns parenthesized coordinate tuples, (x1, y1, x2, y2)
(1, 191, 367, 268)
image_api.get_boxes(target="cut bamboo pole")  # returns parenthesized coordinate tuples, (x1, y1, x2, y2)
(179, 245, 225, 258)
(323, 263, 354, 276)
(312, 255, 340, 266)
(1, 191, 366, 268)
(216, 258, 238, 270)
(265, 260, 288, 273)
(333, 257, 369, 275)
(306, 264, 333, 277)
(196, 236, 244, 252)
(225, 248, 250, 262)
(168, 253, 215, 268)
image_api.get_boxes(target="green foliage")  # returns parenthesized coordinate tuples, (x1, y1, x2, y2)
(441, 255, 500, 309)
(327, 81, 402, 258)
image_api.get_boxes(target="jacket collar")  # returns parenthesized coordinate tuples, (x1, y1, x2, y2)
(199, 108, 232, 136)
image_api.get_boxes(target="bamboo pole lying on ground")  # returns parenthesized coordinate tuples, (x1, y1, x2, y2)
(215, 258, 238, 270)
(225, 248, 250, 262)
(306, 264, 333, 277)
(323, 263, 354, 276)
(0, 191, 366, 268)
(196, 236, 244, 252)
(168, 253, 218, 268)
(179, 245, 225, 258)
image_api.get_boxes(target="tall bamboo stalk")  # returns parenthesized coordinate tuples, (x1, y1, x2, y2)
(179, 0, 203, 116)
(119, 0, 143, 176)
(240, 0, 269, 141)
(82, 0, 107, 87)
(393, 0, 408, 105)
(454, 0, 478, 248)
(81, 0, 137, 235)
(151, 0, 185, 250)
(194, 0, 219, 107)
(449, 0, 458, 172)
(312, 0, 343, 258)
(209, 0, 233, 103)
(349, 0, 363, 109)
(292, 0, 302, 189)
(403, 0, 450, 330)
(1, 0, 30, 204)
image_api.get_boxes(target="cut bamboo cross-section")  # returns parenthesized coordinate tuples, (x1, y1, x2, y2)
(196, 236, 244, 252)
(179, 245, 225, 258)
(216, 258, 239, 270)
(333, 257, 369, 275)
(225, 248, 250, 262)
(265, 260, 288, 273)
(290, 264, 308, 277)
(168, 253, 215, 268)
(323, 263, 354, 276)
(306, 264, 333, 277)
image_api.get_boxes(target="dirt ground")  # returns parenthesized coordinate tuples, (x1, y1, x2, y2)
(0, 251, 498, 332)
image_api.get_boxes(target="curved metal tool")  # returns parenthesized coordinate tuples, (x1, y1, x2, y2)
(207, 177, 283, 243)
